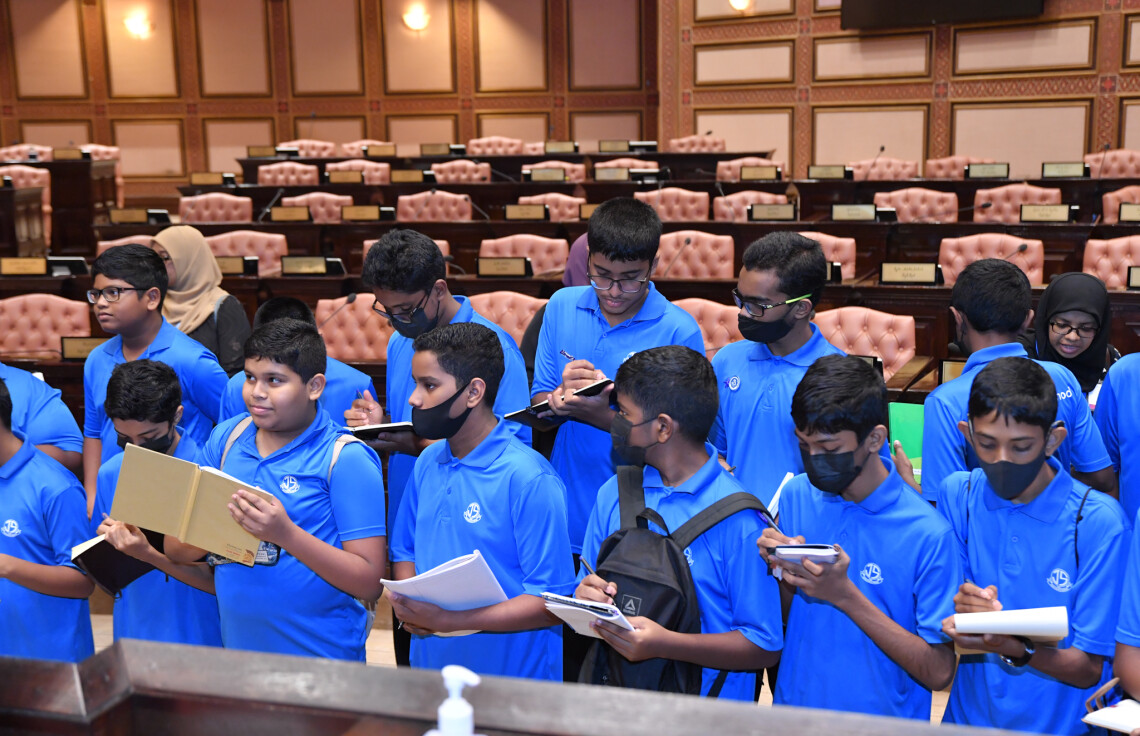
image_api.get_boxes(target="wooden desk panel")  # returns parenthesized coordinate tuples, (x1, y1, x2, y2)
(24, 159, 117, 256)
(0, 186, 45, 257)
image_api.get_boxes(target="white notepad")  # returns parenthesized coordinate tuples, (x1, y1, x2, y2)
(1083, 699, 1140, 733)
(381, 550, 507, 637)
(541, 592, 634, 639)
(953, 606, 1069, 642)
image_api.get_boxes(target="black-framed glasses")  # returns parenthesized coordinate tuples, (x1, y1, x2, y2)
(86, 286, 144, 304)
(371, 291, 429, 324)
(732, 289, 810, 318)
(587, 273, 650, 293)
(1049, 321, 1097, 340)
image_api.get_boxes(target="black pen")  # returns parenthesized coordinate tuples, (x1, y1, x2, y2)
(579, 557, 597, 577)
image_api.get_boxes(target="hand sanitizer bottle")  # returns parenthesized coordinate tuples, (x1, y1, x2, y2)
(425, 665, 483, 736)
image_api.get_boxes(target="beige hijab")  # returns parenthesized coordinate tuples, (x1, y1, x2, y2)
(153, 226, 229, 335)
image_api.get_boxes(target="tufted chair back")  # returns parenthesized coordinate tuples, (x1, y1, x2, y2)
(340, 139, 393, 157)
(712, 190, 788, 222)
(657, 231, 734, 279)
(518, 193, 586, 222)
(1085, 149, 1140, 179)
(1083, 235, 1140, 290)
(797, 231, 857, 281)
(0, 144, 52, 162)
(1101, 185, 1140, 225)
(594, 157, 658, 172)
(715, 156, 785, 182)
(522, 141, 547, 155)
(205, 230, 288, 276)
(873, 188, 959, 223)
(813, 307, 916, 381)
(316, 294, 394, 362)
(527, 160, 587, 183)
(923, 155, 996, 180)
(278, 139, 336, 157)
(364, 239, 449, 274)
(938, 233, 1044, 286)
(97, 235, 155, 256)
(82, 144, 124, 208)
(848, 156, 919, 181)
(326, 158, 391, 185)
(674, 298, 743, 359)
(0, 294, 90, 359)
(281, 192, 353, 223)
(257, 161, 320, 187)
(430, 160, 491, 184)
(634, 188, 709, 221)
(0, 164, 51, 244)
(468, 292, 547, 349)
(480, 235, 569, 275)
(973, 183, 1062, 224)
(178, 192, 253, 223)
(467, 136, 524, 156)
(668, 135, 726, 153)
(396, 191, 472, 222)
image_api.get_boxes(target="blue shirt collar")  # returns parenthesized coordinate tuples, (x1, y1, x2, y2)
(0, 440, 36, 479)
(111, 317, 178, 359)
(575, 282, 667, 325)
(963, 342, 1028, 373)
(438, 418, 513, 470)
(816, 457, 905, 513)
(642, 442, 722, 495)
(452, 295, 474, 323)
(748, 323, 833, 367)
(982, 456, 1071, 523)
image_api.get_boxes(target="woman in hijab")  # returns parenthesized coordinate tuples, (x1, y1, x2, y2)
(1019, 272, 1115, 395)
(151, 226, 251, 376)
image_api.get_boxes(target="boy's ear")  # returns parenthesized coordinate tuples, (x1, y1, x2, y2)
(307, 373, 326, 401)
(864, 424, 888, 453)
(1021, 308, 1035, 334)
(648, 256, 659, 278)
(1044, 421, 1067, 456)
(792, 296, 813, 320)
(144, 286, 162, 312)
(172, 405, 184, 428)
(957, 419, 972, 443)
(654, 413, 676, 444)
(463, 377, 487, 409)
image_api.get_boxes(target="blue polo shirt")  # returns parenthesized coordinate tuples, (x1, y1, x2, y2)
(579, 445, 784, 701)
(939, 460, 1129, 735)
(533, 284, 705, 552)
(922, 343, 1110, 506)
(709, 325, 844, 505)
(386, 296, 532, 531)
(218, 356, 378, 425)
(0, 361, 83, 454)
(390, 419, 573, 681)
(1115, 509, 1140, 648)
(773, 459, 960, 719)
(84, 319, 228, 464)
(0, 442, 93, 662)
(92, 433, 222, 647)
(199, 410, 387, 661)
(1094, 353, 1140, 524)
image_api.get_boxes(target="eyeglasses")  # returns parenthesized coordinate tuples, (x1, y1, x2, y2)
(587, 273, 650, 294)
(732, 289, 811, 318)
(371, 291, 428, 324)
(1049, 321, 1097, 340)
(86, 286, 144, 304)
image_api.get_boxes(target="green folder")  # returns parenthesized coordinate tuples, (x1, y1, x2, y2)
(888, 402, 923, 481)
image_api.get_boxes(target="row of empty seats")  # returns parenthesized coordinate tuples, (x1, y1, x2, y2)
(272, 136, 731, 158)
(0, 143, 125, 208)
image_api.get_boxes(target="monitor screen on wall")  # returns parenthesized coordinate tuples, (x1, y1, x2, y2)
(841, 0, 1045, 30)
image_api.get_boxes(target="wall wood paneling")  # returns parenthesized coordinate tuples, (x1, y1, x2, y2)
(953, 101, 1092, 179)
(195, 0, 270, 97)
(101, 0, 179, 98)
(569, 0, 641, 90)
(476, 0, 546, 92)
(7, 0, 87, 99)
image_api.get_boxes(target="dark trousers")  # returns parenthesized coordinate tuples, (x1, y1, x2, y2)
(563, 553, 593, 681)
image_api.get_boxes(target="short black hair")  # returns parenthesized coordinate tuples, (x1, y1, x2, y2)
(243, 318, 326, 382)
(613, 345, 718, 444)
(951, 259, 1031, 334)
(105, 360, 182, 424)
(968, 357, 1057, 434)
(413, 322, 504, 405)
(253, 297, 316, 329)
(0, 377, 10, 431)
(91, 244, 168, 309)
(742, 232, 828, 309)
(791, 354, 887, 442)
(587, 198, 662, 264)
(361, 229, 445, 294)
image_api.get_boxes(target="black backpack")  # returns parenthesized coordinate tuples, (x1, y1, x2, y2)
(579, 465, 771, 696)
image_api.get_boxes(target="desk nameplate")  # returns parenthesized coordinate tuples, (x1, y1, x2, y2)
(505, 204, 548, 221)
(0, 257, 47, 275)
(594, 167, 629, 181)
(880, 262, 939, 285)
(477, 257, 533, 278)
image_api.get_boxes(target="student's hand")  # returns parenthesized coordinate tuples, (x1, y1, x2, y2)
(386, 591, 452, 636)
(772, 544, 857, 609)
(893, 441, 921, 494)
(229, 489, 296, 547)
(101, 519, 158, 562)
(953, 582, 1002, 614)
(755, 528, 803, 566)
(344, 390, 383, 427)
(941, 614, 1026, 657)
(575, 574, 617, 605)
(369, 431, 433, 457)
(561, 360, 602, 391)
(547, 383, 615, 428)
(592, 616, 671, 662)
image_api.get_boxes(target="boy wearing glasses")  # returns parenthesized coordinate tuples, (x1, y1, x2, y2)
(82, 244, 227, 514)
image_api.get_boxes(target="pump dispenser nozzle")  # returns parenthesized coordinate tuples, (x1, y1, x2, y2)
(433, 665, 482, 736)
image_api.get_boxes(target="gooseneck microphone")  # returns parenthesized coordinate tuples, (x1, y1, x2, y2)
(860, 145, 886, 182)
(257, 188, 285, 223)
(661, 237, 694, 278)
(911, 200, 992, 224)
(466, 196, 492, 221)
(317, 292, 357, 329)
(1002, 243, 1029, 261)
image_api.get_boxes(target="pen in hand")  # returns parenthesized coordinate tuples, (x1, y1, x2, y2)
(579, 557, 597, 577)
(559, 349, 575, 361)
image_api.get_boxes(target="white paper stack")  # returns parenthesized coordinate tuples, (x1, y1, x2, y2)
(1083, 699, 1140, 733)
(381, 550, 507, 637)
(953, 606, 1069, 643)
(542, 592, 634, 639)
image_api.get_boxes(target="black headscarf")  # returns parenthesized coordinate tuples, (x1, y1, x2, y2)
(1019, 272, 1111, 393)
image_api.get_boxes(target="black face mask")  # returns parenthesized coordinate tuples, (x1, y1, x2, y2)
(412, 382, 473, 440)
(389, 293, 441, 340)
(800, 444, 866, 494)
(610, 414, 658, 467)
(116, 426, 176, 455)
(738, 313, 794, 345)
(970, 423, 1056, 501)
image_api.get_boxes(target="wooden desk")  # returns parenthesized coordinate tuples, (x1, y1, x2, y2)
(0, 186, 45, 256)
(23, 159, 117, 256)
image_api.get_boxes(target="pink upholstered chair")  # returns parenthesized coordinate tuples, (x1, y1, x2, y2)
(1085, 149, 1140, 179)
(712, 190, 788, 223)
(281, 192, 353, 223)
(468, 292, 547, 349)
(522, 141, 547, 155)
(278, 139, 336, 157)
(257, 161, 320, 186)
(315, 294, 394, 362)
(0, 144, 52, 162)
(1083, 235, 1140, 290)
(798, 231, 856, 281)
(657, 231, 734, 279)
(430, 160, 491, 184)
(715, 156, 785, 182)
(674, 298, 743, 359)
(813, 307, 916, 382)
(525, 160, 587, 183)
(205, 230, 288, 277)
(847, 156, 919, 181)
(0, 164, 51, 244)
(938, 233, 1045, 286)
(594, 158, 658, 172)
(364, 239, 450, 274)
(1101, 185, 1140, 225)
(326, 159, 391, 185)
(178, 192, 253, 223)
(0, 294, 90, 360)
(634, 188, 709, 221)
(518, 193, 586, 222)
(466, 136, 524, 155)
(667, 135, 726, 153)
(873, 188, 959, 223)
(924, 155, 996, 180)
(96, 235, 155, 257)
(340, 139, 393, 157)
(480, 235, 569, 276)
(973, 183, 1062, 224)
(396, 191, 472, 222)
(82, 144, 124, 208)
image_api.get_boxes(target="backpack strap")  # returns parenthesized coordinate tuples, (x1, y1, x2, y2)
(220, 416, 255, 469)
(617, 465, 647, 531)
(329, 434, 363, 484)
(671, 492, 771, 552)
(635, 507, 671, 534)
(1074, 486, 1092, 570)
(706, 669, 730, 699)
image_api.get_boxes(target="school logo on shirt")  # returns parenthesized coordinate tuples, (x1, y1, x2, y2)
(620, 594, 642, 616)
(725, 376, 741, 392)
(1, 519, 19, 538)
(684, 547, 694, 566)
(859, 562, 884, 585)
(463, 502, 482, 524)
(279, 475, 300, 494)
(1047, 568, 1073, 593)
